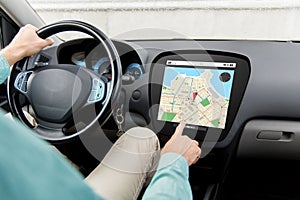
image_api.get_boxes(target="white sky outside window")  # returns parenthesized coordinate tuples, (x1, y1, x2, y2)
(27, 0, 300, 41)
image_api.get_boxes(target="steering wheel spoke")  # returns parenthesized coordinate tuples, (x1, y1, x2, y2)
(14, 70, 33, 94)
(87, 78, 106, 104)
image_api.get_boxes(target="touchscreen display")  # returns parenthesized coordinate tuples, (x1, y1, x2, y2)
(157, 60, 236, 129)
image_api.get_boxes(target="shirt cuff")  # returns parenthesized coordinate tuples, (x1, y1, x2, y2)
(158, 152, 189, 178)
(0, 53, 10, 84)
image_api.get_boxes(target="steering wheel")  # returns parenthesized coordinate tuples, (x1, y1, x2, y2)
(7, 20, 122, 141)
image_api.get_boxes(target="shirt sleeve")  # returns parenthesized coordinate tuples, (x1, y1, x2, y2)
(142, 152, 193, 200)
(0, 109, 104, 200)
(0, 53, 10, 85)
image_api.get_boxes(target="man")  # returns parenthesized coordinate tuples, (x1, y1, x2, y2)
(0, 24, 201, 199)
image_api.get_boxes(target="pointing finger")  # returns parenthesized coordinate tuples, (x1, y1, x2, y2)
(172, 122, 186, 138)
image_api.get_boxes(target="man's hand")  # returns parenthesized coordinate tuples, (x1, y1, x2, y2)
(0, 24, 54, 65)
(161, 122, 201, 166)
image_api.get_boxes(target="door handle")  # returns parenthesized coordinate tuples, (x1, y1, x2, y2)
(257, 131, 294, 142)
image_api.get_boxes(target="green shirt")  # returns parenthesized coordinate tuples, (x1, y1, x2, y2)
(0, 54, 10, 84)
(0, 54, 192, 199)
(143, 153, 193, 200)
(0, 109, 103, 200)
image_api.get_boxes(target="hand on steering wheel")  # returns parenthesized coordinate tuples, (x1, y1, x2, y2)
(1, 24, 54, 65)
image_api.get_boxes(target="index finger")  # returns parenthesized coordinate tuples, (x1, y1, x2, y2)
(172, 121, 186, 138)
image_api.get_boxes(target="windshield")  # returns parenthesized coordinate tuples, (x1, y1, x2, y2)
(27, 0, 300, 41)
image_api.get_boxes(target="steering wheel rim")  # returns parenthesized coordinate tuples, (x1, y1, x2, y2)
(7, 20, 122, 141)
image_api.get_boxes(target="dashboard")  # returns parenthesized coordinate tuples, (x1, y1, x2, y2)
(40, 37, 300, 152)
(25, 37, 300, 199)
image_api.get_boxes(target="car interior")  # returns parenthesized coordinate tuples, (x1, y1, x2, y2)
(1, 0, 300, 199)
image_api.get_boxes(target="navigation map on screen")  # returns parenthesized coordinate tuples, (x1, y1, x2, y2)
(157, 60, 236, 129)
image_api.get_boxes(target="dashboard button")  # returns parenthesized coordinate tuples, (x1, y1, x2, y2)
(132, 90, 141, 100)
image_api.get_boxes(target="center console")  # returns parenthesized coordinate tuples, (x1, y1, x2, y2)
(149, 50, 251, 197)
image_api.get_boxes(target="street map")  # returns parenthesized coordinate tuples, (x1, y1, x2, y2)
(157, 64, 235, 129)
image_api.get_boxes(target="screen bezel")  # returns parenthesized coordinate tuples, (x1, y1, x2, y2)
(149, 50, 250, 141)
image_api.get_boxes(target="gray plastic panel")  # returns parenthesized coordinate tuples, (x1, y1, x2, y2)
(238, 119, 300, 160)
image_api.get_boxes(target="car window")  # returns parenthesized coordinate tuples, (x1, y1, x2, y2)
(0, 8, 19, 112)
(26, 0, 300, 41)
(0, 9, 18, 47)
